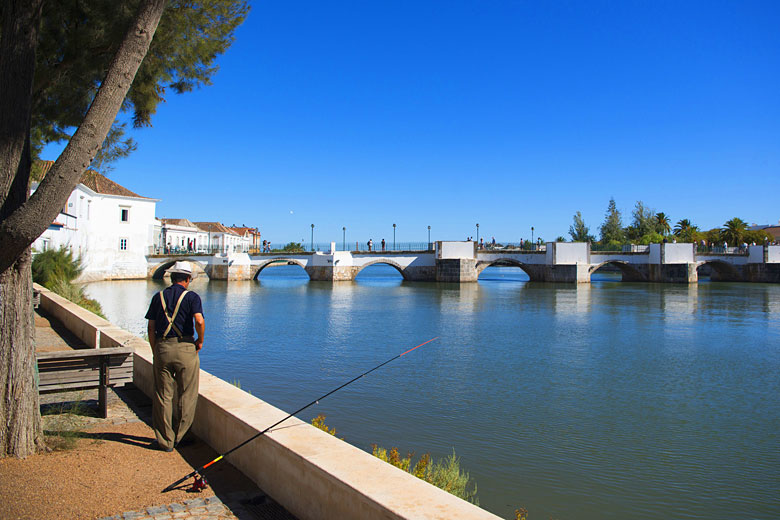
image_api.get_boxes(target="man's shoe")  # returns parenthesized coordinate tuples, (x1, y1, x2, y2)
(149, 440, 173, 452)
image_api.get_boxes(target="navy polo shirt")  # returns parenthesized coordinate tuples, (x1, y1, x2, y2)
(145, 284, 204, 338)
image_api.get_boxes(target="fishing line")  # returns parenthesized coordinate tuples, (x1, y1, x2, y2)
(162, 336, 440, 492)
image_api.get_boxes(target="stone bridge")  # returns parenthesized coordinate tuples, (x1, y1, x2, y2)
(145, 242, 780, 284)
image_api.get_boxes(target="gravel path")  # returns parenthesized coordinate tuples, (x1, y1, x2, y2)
(0, 386, 297, 520)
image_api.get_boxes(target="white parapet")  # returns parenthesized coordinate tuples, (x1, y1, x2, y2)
(662, 243, 695, 264)
(225, 252, 251, 266)
(437, 241, 475, 259)
(547, 242, 589, 265)
(768, 245, 780, 263)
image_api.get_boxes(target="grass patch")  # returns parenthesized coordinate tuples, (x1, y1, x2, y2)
(41, 397, 95, 451)
(229, 379, 252, 395)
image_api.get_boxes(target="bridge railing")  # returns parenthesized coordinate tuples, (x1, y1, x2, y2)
(478, 243, 547, 251)
(149, 245, 254, 255)
(345, 241, 433, 252)
(696, 246, 749, 255)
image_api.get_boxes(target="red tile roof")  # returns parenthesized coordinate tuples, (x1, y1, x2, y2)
(161, 218, 198, 228)
(229, 226, 261, 237)
(35, 160, 151, 199)
(193, 222, 239, 235)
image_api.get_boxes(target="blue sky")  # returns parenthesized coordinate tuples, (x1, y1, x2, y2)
(45, 1, 780, 245)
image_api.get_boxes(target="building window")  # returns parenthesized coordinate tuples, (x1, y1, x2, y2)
(119, 238, 128, 251)
(120, 208, 129, 222)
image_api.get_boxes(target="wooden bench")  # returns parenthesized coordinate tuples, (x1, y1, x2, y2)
(36, 347, 134, 418)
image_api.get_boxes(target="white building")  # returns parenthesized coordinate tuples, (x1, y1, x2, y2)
(194, 221, 249, 253)
(229, 226, 262, 253)
(32, 162, 159, 281)
(158, 218, 209, 253)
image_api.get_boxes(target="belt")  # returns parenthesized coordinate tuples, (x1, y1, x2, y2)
(156, 335, 195, 343)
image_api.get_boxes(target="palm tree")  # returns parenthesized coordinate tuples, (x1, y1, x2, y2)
(721, 217, 748, 245)
(673, 219, 693, 236)
(655, 212, 671, 236)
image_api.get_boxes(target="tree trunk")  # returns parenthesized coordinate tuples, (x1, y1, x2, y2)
(0, 250, 42, 457)
(0, 0, 166, 456)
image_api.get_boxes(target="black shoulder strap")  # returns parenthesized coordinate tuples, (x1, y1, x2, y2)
(159, 290, 189, 338)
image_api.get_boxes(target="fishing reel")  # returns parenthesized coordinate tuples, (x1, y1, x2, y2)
(190, 473, 209, 493)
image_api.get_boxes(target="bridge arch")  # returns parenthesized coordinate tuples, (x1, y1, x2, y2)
(476, 259, 537, 280)
(150, 258, 209, 280)
(252, 258, 309, 280)
(588, 261, 647, 282)
(354, 259, 409, 280)
(696, 260, 742, 282)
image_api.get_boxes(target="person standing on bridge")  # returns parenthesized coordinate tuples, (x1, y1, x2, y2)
(145, 261, 205, 452)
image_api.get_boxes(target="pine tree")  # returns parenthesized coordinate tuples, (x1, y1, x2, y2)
(626, 201, 656, 241)
(599, 198, 625, 244)
(569, 211, 594, 242)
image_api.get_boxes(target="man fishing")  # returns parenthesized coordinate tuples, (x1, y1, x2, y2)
(145, 261, 205, 452)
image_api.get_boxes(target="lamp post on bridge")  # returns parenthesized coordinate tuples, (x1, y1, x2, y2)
(531, 226, 534, 250)
(428, 225, 431, 249)
(311, 224, 314, 252)
(393, 223, 396, 251)
(476, 223, 479, 245)
(343, 227, 346, 251)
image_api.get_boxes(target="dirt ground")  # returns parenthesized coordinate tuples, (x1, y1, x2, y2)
(0, 420, 260, 520)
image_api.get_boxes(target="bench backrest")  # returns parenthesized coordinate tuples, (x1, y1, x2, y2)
(37, 347, 134, 393)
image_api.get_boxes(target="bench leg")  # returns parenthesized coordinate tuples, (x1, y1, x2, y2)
(99, 359, 108, 419)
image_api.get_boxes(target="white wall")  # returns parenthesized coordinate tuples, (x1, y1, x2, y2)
(549, 242, 589, 264)
(663, 243, 695, 264)
(649, 244, 661, 264)
(748, 245, 765, 264)
(77, 193, 156, 280)
(767, 246, 780, 263)
(32, 184, 88, 254)
(438, 241, 475, 259)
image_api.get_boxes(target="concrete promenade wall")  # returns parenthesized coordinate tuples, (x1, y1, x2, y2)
(37, 284, 499, 520)
(36, 284, 126, 349)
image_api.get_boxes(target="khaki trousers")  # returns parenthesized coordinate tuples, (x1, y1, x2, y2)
(152, 338, 199, 450)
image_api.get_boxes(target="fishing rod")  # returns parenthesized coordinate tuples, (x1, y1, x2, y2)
(162, 336, 440, 493)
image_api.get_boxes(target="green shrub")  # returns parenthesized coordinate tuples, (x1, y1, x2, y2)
(310, 416, 479, 505)
(312, 414, 338, 436)
(32, 247, 82, 288)
(425, 449, 478, 504)
(371, 444, 478, 504)
(639, 232, 664, 245)
(34, 250, 105, 318)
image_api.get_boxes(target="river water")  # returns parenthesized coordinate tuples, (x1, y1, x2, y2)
(85, 265, 780, 520)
